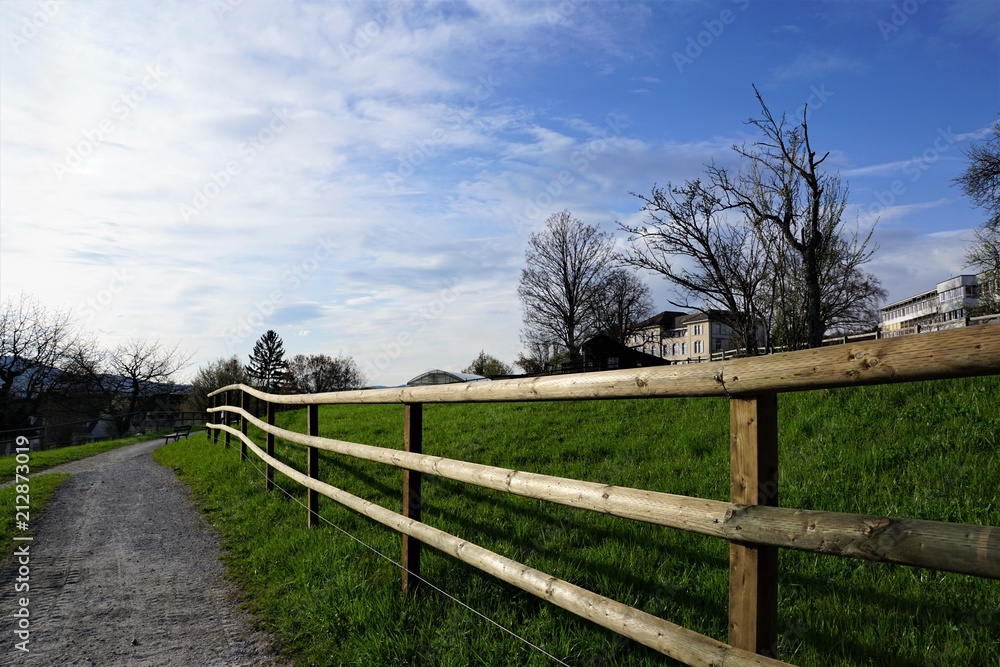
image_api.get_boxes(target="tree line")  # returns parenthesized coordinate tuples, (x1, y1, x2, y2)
(185, 329, 367, 412)
(0, 293, 191, 437)
(515, 89, 999, 368)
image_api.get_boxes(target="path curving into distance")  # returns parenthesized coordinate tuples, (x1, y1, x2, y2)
(0, 438, 287, 666)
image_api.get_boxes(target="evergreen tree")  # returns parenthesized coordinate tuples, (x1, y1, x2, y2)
(245, 330, 288, 392)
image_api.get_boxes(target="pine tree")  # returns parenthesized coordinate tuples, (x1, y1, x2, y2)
(245, 330, 288, 392)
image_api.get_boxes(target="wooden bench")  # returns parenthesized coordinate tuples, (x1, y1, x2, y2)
(163, 425, 192, 443)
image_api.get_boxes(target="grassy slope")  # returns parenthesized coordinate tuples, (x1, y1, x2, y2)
(0, 430, 185, 480)
(0, 474, 71, 567)
(156, 377, 1000, 667)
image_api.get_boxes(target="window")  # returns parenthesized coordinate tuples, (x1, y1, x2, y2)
(715, 338, 723, 351)
(694, 340, 703, 354)
(672, 343, 678, 356)
(681, 342, 687, 355)
(693, 324, 703, 335)
(607, 356, 619, 370)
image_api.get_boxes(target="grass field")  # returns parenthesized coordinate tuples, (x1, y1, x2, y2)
(156, 377, 1000, 666)
(0, 474, 71, 567)
(0, 429, 193, 480)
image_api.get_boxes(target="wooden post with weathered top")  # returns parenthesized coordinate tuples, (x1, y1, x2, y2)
(211, 393, 219, 444)
(729, 392, 779, 656)
(266, 401, 275, 491)
(307, 404, 319, 527)
(402, 403, 423, 592)
(240, 389, 248, 461)
(223, 390, 231, 448)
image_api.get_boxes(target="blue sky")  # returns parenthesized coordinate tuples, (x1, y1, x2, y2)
(1, 0, 997, 385)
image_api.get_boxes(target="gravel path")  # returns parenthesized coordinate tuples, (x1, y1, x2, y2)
(0, 439, 287, 666)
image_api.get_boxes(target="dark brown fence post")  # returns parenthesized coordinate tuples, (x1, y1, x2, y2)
(307, 403, 319, 527)
(266, 401, 275, 491)
(729, 393, 779, 656)
(223, 390, 231, 448)
(240, 389, 248, 462)
(211, 393, 219, 444)
(402, 403, 423, 593)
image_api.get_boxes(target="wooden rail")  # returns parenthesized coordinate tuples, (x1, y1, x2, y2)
(206, 324, 1000, 665)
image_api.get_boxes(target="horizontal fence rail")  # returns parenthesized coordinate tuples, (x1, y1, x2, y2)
(214, 325, 999, 405)
(214, 421, 789, 667)
(218, 404, 998, 579)
(205, 324, 1000, 664)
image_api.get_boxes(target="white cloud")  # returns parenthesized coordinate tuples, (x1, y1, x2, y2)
(770, 51, 868, 84)
(1, 0, 994, 386)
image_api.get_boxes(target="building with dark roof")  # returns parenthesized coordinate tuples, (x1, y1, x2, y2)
(626, 310, 756, 363)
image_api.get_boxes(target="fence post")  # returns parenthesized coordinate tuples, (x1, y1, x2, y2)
(211, 394, 219, 444)
(266, 401, 275, 491)
(402, 403, 423, 593)
(728, 393, 779, 656)
(240, 389, 248, 462)
(307, 404, 319, 527)
(223, 390, 231, 449)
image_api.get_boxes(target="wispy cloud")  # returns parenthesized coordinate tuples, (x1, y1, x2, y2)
(771, 51, 868, 83)
(0, 0, 994, 385)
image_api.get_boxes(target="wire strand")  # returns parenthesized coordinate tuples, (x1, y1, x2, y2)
(237, 450, 572, 667)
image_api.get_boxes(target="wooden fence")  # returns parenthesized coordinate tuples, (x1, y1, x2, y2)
(205, 325, 1000, 666)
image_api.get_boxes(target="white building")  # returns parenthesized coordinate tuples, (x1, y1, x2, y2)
(627, 310, 744, 363)
(879, 274, 983, 337)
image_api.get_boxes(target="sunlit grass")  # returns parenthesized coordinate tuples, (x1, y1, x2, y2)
(157, 377, 999, 666)
(0, 429, 189, 480)
(0, 474, 71, 567)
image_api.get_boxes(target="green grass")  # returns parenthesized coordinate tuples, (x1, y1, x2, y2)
(0, 430, 190, 480)
(0, 473, 71, 567)
(156, 377, 1000, 666)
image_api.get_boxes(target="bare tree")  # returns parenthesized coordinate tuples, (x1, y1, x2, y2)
(955, 120, 1000, 311)
(517, 211, 614, 362)
(284, 353, 366, 393)
(619, 181, 772, 354)
(514, 337, 559, 375)
(593, 268, 653, 344)
(0, 294, 81, 431)
(712, 86, 882, 347)
(184, 355, 248, 413)
(104, 338, 192, 435)
(622, 88, 884, 351)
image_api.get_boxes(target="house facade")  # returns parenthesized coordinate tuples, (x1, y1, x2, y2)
(627, 310, 741, 363)
(879, 274, 984, 337)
